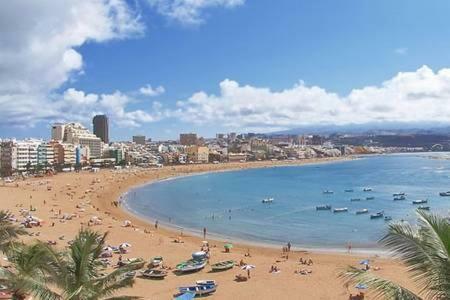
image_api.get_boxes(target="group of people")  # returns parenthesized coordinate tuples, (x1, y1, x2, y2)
(269, 265, 280, 273)
(299, 257, 313, 266)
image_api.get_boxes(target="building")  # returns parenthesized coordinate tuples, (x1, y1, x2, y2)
(14, 139, 42, 173)
(37, 142, 54, 168)
(93, 115, 109, 144)
(133, 135, 146, 145)
(62, 123, 102, 158)
(180, 133, 198, 146)
(186, 145, 209, 163)
(51, 123, 65, 141)
(0, 141, 15, 176)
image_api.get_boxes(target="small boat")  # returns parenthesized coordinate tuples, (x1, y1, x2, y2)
(140, 269, 168, 279)
(350, 198, 361, 202)
(176, 259, 207, 273)
(440, 192, 450, 197)
(412, 199, 428, 205)
(370, 211, 384, 219)
(262, 197, 274, 203)
(316, 205, 331, 211)
(356, 209, 369, 215)
(363, 187, 373, 192)
(418, 206, 430, 210)
(333, 207, 348, 213)
(393, 196, 406, 201)
(211, 260, 235, 271)
(384, 216, 393, 221)
(366, 196, 375, 200)
(393, 192, 406, 197)
(323, 190, 334, 194)
(344, 189, 354, 192)
(196, 280, 217, 286)
(178, 284, 217, 296)
(148, 256, 163, 268)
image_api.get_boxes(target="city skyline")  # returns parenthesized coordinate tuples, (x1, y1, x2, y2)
(3, 1, 450, 141)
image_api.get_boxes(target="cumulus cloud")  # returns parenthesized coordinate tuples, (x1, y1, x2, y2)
(171, 66, 450, 131)
(0, 0, 148, 128)
(139, 84, 166, 96)
(147, 0, 245, 24)
(53, 89, 162, 128)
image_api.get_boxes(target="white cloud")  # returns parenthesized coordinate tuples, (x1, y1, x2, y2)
(139, 84, 166, 96)
(52, 88, 162, 128)
(394, 47, 408, 55)
(147, 0, 245, 24)
(0, 0, 147, 128)
(171, 66, 450, 131)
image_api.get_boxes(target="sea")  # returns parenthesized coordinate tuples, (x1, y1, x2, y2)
(122, 153, 450, 251)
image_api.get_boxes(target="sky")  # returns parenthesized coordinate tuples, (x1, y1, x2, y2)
(2, 0, 450, 141)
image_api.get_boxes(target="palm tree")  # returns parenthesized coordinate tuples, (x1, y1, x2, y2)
(0, 210, 26, 252)
(341, 210, 450, 299)
(0, 229, 141, 300)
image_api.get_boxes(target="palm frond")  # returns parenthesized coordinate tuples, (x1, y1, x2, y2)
(340, 266, 422, 300)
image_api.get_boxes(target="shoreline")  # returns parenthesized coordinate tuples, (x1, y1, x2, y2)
(116, 156, 365, 255)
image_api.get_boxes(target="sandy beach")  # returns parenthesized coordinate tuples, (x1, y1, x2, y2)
(0, 158, 416, 299)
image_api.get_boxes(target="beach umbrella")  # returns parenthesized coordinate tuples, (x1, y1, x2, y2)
(359, 259, 370, 265)
(224, 243, 233, 249)
(355, 283, 368, 290)
(241, 264, 255, 270)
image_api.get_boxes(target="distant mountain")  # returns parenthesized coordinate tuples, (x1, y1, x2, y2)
(268, 122, 450, 136)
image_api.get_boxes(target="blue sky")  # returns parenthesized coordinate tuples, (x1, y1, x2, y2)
(3, 0, 450, 141)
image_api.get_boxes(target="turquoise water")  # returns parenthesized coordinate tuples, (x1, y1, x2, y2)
(123, 153, 450, 250)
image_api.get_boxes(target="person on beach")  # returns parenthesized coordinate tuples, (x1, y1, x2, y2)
(203, 227, 207, 239)
(155, 220, 158, 230)
(347, 242, 352, 253)
(287, 241, 291, 252)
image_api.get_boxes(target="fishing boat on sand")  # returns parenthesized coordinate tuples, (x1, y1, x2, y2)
(370, 211, 384, 219)
(316, 205, 331, 211)
(333, 207, 348, 213)
(140, 269, 168, 279)
(356, 209, 369, 215)
(412, 199, 427, 205)
(176, 259, 207, 273)
(178, 283, 217, 296)
(196, 280, 217, 286)
(211, 260, 235, 271)
(148, 256, 163, 268)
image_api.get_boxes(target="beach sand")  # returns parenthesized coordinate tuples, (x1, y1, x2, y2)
(0, 158, 417, 299)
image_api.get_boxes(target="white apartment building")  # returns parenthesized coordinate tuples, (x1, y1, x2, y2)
(37, 142, 55, 167)
(16, 139, 41, 172)
(60, 123, 102, 158)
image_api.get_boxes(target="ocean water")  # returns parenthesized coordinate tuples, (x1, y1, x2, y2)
(123, 153, 450, 250)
